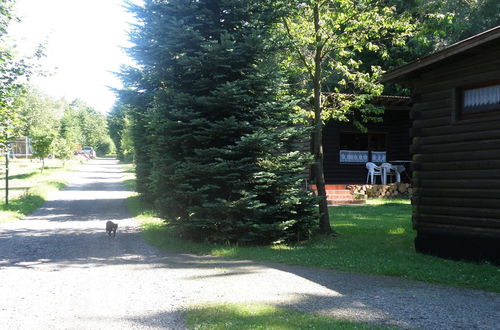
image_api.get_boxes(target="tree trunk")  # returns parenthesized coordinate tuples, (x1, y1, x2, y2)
(312, 3, 334, 235)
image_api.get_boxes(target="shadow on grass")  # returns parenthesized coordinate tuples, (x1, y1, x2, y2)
(47, 181, 66, 189)
(0, 186, 30, 191)
(7, 172, 38, 180)
(184, 303, 391, 330)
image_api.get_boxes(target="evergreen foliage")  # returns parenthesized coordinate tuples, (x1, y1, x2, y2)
(121, 0, 317, 244)
(108, 102, 134, 161)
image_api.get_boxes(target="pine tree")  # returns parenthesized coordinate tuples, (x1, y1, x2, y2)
(122, 0, 317, 244)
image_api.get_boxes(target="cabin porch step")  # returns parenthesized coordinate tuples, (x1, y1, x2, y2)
(327, 199, 366, 206)
(311, 185, 365, 205)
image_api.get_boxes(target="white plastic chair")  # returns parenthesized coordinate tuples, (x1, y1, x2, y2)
(366, 162, 382, 184)
(392, 165, 405, 183)
(380, 162, 401, 184)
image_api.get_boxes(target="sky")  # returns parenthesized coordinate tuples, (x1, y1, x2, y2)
(8, 0, 137, 114)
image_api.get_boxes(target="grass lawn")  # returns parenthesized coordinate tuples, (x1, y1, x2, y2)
(0, 158, 74, 223)
(127, 184, 500, 293)
(185, 303, 390, 330)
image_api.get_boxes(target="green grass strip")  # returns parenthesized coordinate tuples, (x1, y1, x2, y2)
(185, 303, 390, 330)
(0, 167, 69, 224)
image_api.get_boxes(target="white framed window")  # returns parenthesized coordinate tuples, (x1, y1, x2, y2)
(339, 132, 387, 163)
(371, 151, 386, 163)
(340, 150, 369, 163)
(462, 82, 500, 115)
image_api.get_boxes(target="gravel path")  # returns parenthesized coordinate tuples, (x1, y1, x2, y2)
(0, 159, 499, 329)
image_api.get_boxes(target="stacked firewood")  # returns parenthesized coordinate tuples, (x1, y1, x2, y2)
(347, 183, 412, 199)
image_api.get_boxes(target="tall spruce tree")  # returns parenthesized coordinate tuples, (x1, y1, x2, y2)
(121, 0, 317, 244)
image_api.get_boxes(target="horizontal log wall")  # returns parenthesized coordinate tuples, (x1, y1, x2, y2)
(411, 42, 500, 238)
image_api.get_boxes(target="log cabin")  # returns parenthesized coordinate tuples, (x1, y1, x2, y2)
(383, 25, 500, 264)
(313, 95, 411, 205)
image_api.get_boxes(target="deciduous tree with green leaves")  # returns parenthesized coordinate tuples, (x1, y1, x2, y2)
(16, 86, 65, 137)
(0, 0, 23, 151)
(280, 0, 413, 234)
(60, 100, 112, 155)
(31, 131, 56, 173)
(53, 136, 75, 167)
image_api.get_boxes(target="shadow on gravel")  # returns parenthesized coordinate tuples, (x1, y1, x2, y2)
(0, 228, 149, 269)
(125, 311, 186, 329)
(23, 198, 130, 221)
(64, 182, 129, 192)
(0, 224, 268, 276)
(1, 223, 498, 330)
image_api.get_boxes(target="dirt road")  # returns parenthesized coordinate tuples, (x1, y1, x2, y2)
(0, 159, 498, 329)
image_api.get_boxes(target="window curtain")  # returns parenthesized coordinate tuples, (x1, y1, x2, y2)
(463, 84, 500, 113)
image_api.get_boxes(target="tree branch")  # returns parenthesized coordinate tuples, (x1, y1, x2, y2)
(282, 17, 315, 81)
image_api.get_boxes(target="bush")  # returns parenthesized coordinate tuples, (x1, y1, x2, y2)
(96, 136, 116, 156)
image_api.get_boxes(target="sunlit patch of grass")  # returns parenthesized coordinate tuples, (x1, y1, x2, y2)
(366, 198, 411, 206)
(335, 223, 358, 228)
(185, 303, 391, 330)
(388, 227, 406, 235)
(270, 244, 294, 251)
(122, 178, 136, 190)
(120, 163, 135, 173)
(210, 247, 239, 257)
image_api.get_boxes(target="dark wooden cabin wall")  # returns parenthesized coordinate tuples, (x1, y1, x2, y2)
(323, 110, 410, 184)
(410, 43, 500, 239)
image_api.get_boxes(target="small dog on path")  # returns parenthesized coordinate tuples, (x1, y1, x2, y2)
(106, 221, 118, 237)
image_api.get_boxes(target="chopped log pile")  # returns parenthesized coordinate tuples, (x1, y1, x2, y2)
(347, 183, 412, 199)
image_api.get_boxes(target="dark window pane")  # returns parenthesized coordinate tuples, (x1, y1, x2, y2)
(340, 133, 368, 150)
(369, 133, 386, 151)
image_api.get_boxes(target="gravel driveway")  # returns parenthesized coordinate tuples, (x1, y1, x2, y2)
(0, 159, 499, 329)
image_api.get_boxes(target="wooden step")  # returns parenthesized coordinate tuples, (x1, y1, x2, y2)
(310, 184, 366, 205)
(324, 197, 356, 202)
(326, 189, 351, 194)
(326, 190, 354, 199)
(328, 199, 366, 206)
(310, 184, 348, 190)
(327, 192, 354, 196)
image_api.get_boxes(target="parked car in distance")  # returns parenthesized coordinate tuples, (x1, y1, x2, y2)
(82, 146, 96, 159)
